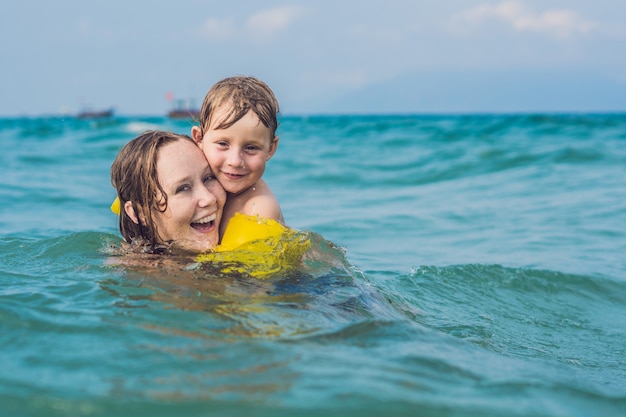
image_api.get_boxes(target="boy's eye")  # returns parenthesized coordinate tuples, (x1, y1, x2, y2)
(203, 174, 216, 184)
(245, 145, 260, 152)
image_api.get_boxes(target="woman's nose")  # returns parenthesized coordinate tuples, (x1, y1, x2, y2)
(197, 185, 217, 207)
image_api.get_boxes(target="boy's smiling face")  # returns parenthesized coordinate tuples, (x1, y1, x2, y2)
(196, 104, 278, 195)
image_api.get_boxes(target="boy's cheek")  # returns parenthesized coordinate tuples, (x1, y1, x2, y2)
(199, 144, 212, 158)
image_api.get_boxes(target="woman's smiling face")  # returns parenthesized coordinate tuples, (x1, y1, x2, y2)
(152, 139, 226, 252)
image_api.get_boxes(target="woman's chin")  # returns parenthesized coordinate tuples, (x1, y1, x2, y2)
(173, 235, 219, 254)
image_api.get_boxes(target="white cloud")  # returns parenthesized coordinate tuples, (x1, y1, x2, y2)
(245, 5, 307, 41)
(454, 1, 595, 39)
(197, 17, 235, 41)
(77, 18, 90, 37)
(195, 5, 307, 43)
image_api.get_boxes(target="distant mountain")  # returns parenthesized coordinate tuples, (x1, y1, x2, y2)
(325, 68, 626, 114)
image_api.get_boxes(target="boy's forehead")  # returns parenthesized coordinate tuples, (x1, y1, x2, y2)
(212, 101, 234, 116)
(209, 103, 264, 128)
(206, 101, 232, 123)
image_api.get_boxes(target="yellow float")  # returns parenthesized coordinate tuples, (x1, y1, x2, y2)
(111, 196, 310, 278)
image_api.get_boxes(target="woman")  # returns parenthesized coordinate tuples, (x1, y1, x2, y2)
(111, 130, 226, 254)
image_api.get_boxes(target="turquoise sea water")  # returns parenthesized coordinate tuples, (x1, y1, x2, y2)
(1, 114, 625, 416)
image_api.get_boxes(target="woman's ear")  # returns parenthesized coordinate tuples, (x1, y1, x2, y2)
(191, 126, 203, 144)
(267, 136, 279, 160)
(124, 201, 141, 225)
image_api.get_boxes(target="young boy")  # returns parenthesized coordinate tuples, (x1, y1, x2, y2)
(191, 76, 283, 237)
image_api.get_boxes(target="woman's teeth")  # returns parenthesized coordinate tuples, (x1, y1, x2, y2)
(194, 214, 216, 224)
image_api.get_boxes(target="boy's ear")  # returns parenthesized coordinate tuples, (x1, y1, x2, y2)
(267, 136, 279, 160)
(124, 201, 141, 225)
(191, 126, 203, 143)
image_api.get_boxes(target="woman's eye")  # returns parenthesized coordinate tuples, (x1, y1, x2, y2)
(175, 185, 191, 193)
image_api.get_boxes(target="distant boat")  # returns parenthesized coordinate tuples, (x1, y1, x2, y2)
(167, 99, 200, 119)
(76, 108, 114, 119)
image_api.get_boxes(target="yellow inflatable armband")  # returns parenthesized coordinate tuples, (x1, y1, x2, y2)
(111, 196, 121, 215)
(195, 213, 310, 279)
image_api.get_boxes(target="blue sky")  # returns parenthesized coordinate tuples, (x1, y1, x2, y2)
(2, 0, 625, 116)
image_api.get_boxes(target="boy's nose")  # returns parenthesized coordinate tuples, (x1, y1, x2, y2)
(226, 150, 244, 167)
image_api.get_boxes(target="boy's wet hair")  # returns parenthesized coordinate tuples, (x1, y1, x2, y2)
(198, 76, 280, 138)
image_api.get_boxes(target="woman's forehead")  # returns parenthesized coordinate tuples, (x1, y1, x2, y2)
(157, 140, 206, 180)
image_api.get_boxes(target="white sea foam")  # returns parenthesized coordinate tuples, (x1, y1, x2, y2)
(124, 121, 161, 134)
